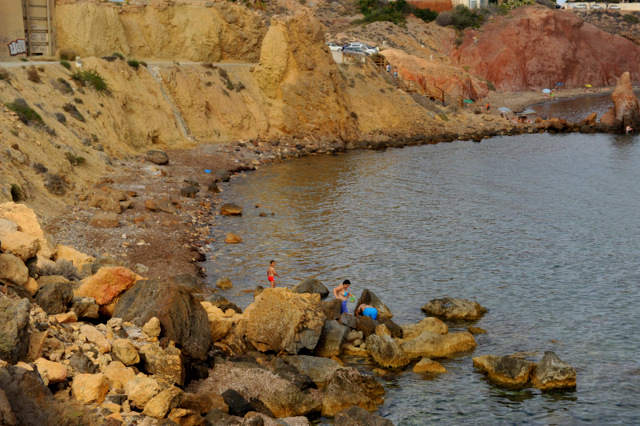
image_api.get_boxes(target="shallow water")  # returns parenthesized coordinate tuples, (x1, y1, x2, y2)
(529, 90, 640, 122)
(205, 132, 640, 424)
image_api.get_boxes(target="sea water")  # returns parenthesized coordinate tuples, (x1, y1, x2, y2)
(205, 131, 640, 424)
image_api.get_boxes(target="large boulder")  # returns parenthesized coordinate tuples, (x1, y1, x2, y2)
(0, 297, 31, 364)
(244, 288, 325, 354)
(600, 72, 640, 132)
(334, 406, 393, 426)
(0, 366, 53, 425)
(356, 315, 377, 338)
(0, 254, 29, 287)
(531, 351, 576, 391)
(401, 331, 477, 359)
(125, 373, 161, 409)
(71, 373, 109, 405)
(112, 275, 212, 360)
(321, 367, 385, 417)
(146, 149, 169, 165)
(0, 231, 40, 261)
(421, 298, 487, 321)
(74, 267, 143, 316)
(365, 334, 410, 369)
(283, 355, 342, 387)
(401, 317, 448, 340)
(0, 388, 17, 426)
(314, 320, 348, 358)
(472, 355, 536, 388)
(0, 202, 55, 258)
(35, 280, 74, 315)
(355, 289, 393, 319)
(111, 339, 140, 366)
(142, 386, 182, 419)
(319, 298, 342, 321)
(186, 361, 322, 418)
(291, 278, 329, 299)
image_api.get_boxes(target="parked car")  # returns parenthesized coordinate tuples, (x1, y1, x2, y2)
(573, 3, 587, 8)
(326, 42, 342, 51)
(591, 4, 602, 9)
(343, 42, 379, 55)
(608, 4, 621, 9)
(342, 46, 369, 56)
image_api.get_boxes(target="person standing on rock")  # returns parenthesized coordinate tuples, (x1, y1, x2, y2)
(267, 260, 280, 288)
(333, 279, 353, 314)
(355, 303, 378, 320)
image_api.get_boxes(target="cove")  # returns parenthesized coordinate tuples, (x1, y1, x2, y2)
(206, 132, 640, 424)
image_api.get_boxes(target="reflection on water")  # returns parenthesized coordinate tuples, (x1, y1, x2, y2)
(206, 132, 640, 424)
(530, 90, 640, 123)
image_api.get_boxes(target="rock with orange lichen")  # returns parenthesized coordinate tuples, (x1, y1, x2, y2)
(74, 267, 144, 316)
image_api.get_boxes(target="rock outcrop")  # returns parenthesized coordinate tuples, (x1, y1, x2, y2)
(453, 6, 640, 91)
(292, 278, 330, 299)
(0, 298, 31, 364)
(600, 72, 640, 132)
(401, 331, 477, 359)
(356, 289, 393, 319)
(531, 351, 577, 391)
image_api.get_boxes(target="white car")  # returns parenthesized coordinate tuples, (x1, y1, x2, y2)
(343, 42, 379, 55)
(326, 42, 342, 52)
(591, 4, 602, 9)
(573, 3, 587, 8)
(608, 4, 620, 9)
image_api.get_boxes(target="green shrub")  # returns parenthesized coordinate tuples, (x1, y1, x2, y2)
(55, 78, 74, 95)
(358, 0, 409, 24)
(437, 5, 484, 30)
(113, 52, 125, 60)
(71, 69, 109, 93)
(60, 60, 71, 70)
(127, 59, 140, 69)
(6, 98, 43, 126)
(20, 57, 28, 62)
(65, 152, 85, 166)
(414, 7, 438, 22)
(44, 173, 67, 196)
(139, 61, 148, 68)
(623, 14, 639, 24)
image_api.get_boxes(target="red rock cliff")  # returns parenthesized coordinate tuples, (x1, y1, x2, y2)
(451, 6, 640, 91)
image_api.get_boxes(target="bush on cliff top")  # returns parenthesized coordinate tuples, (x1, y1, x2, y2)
(436, 5, 485, 30)
(71, 69, 109, 94)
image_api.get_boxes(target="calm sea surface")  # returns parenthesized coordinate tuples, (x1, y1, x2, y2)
(530, 89, 640, 122)
(205, 115, 640, 423)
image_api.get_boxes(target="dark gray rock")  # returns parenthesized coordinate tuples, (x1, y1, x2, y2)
(69, 350, 98, 374)
(291, 278, 329, 299)
(214, 170, 231, 183)
(112, 275, 212, 360)
(146, 150, 169, 165)
(221, 389, 271, 418)
(339, 313, 358, 329)
(35, 281, 73, 315)
(69, 297, 99, 319)
(272, 359, 316, 391)
(314, 320, 348, 358)
(0, 366, 52, 425)
(0, 297, 31, 364)
(320, 299, 342, 321)
(334, 406, 393, 426)
(356, 315, 377, 338)
(180, 186, 200, 198)
(356, 289, 393, 319)
(204, 409, 242, 425)
(378, 317, 403, 339)
(283, 355, 342, 386)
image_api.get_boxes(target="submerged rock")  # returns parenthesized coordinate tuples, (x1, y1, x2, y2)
(401, 331, 477, 359)
(421, 297, 487, 321)
(220, 203, 243, 216)
(472, 355, 536, 388)
(531, 351, 577, 391)
(334, 406, 393, 426)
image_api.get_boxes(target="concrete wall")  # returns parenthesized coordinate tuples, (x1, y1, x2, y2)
(0, 0, 27, 59)
(408, 0, 454, 12)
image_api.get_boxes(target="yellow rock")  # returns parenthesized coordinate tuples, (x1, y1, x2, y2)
(413, 357, 446, 374)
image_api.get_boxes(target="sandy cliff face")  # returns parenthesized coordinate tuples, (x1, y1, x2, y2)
(55, 1, 266, 62)
(452, 6, 640, 91)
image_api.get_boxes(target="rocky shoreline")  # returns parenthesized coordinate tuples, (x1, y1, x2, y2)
(2, 74, 638, 425)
